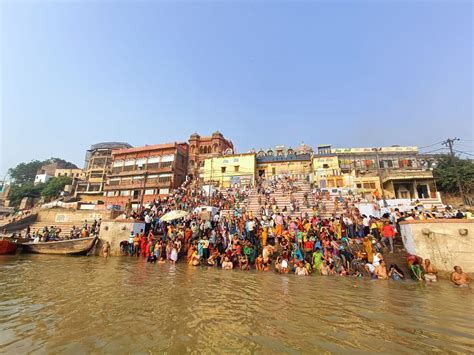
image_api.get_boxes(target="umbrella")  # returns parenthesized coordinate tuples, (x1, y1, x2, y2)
(160, 210, 189, 222)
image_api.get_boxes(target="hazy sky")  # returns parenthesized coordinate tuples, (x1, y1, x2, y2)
(1, 1, 472, 175)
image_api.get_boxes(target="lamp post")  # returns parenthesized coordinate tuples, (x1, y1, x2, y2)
(372, 148, 388, 207)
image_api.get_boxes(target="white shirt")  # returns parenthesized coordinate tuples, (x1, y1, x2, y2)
(373, 253, 382, 267)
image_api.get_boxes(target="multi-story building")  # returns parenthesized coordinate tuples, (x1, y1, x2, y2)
(255, 143, 313, 179)
(201, 153, 256, 188)
(75, 142, 132, 202)
(54, 168, 84, 180)
(312, 148, 349, 189)
(330, 145, 437, 199)
(188, 131, 234, 179)
(34, 162, 79, 185)
(103, 142, 189, 209)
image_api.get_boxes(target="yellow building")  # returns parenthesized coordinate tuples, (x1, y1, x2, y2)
(202, 153, 256, 188)
(352, 175, 382, 199)
(255, 144, 313, 179)
(312, 155, 345, 188)
(54, 168, 84, 180)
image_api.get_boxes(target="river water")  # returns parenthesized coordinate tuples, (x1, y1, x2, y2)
(0, 255, 473, 354)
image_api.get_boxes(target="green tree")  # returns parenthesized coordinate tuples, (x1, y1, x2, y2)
(8, 158, 78, 185)
(41, 176, 73, 200)
(433, 155, 474, 195)
(8, 160, 45, 185)
(7, 183, 44, 206)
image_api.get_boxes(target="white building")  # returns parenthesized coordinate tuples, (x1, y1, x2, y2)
(34, 173, 53, 185)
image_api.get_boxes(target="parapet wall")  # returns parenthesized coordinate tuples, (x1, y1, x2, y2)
(400, 220, 474, 273)
(92, 220, 145, 256)
(38, 209, 117, 223)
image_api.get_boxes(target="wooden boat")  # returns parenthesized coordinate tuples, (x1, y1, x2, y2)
(0, 239, 18, 255)
(21, 236, 98, 255)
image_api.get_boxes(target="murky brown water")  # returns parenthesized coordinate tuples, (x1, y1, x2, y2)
(0, 255, 473, 354)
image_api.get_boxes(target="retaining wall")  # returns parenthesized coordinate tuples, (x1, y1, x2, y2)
(400, 220, 474, 273)
(92, 220, 145, 256)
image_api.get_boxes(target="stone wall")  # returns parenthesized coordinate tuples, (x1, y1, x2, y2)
(400, 220, 474, 273)
(37, 209, 116, 223)
(91, 220, 145, 256)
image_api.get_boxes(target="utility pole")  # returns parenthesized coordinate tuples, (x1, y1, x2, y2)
(442, 138, 467, 205)
(372, 148, 388, 207)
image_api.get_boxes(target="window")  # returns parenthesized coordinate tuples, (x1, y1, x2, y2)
(88, 184, 101, 192)
(136, 158, 146, 169)
(109, 178, 120, 186)
(162, 154, 175, 162)
(145, 189, 155, 195)
(221, 167, 226, 173)
(356, 183, 362, 188)
(161, 161, 172, 168)
(323, 164, 329, 169)
(158, 174, 172, 183)
(106, 191, 115, 197)
(123, 159, 135, 172)
(120, 190, 130, 196)
(234, 166, 239, 172)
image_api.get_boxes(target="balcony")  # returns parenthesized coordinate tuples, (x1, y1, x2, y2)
(381, 169, 434, 183)
(103, 178, 173, 191)
(109, 164, 174, 176)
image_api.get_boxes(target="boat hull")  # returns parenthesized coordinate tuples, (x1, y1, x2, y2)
(0, 240, 18, 255)
(21, 236, 98, 255)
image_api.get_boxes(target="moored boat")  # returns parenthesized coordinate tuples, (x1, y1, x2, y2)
(0, 239, 18, 255)
(21, 236, 98, 255)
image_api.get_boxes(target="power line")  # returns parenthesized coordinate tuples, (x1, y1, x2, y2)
(420, 147, 448, 154)
(419, 140, 445, 149)
(453, 149, 474, 157)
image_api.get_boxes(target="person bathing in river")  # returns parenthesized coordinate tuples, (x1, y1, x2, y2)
(388, 264, 405, 281)
(295, 261, 309, 276)
(222, 257, 233, 270)
(102, 241, 110, 259)
(423, 259, 438, 282)
(451, 266, 472, 287)
(375, 261, 388, 280)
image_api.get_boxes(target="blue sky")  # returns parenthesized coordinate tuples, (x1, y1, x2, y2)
(1, 0, 472, 175)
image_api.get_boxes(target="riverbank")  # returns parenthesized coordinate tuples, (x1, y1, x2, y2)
(1, 255, 472, 353)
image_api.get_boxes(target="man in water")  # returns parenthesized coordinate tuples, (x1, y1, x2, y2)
(450, 266, 472, 287)
(423, 259, 438, 282)
(222, 257, 233, 270)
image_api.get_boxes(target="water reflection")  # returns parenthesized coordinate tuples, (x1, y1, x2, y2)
(0, 255, 473, 353)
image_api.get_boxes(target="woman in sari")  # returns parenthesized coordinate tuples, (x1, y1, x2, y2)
(363, 236, 374, 263)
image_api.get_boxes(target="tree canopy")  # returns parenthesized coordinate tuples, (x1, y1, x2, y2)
(6, 157, 78, 207)
(8, 158, 78, 185)
(41, 176, 72, 199)
(7, 183, 44, 206)
(433, 155, 474, 196)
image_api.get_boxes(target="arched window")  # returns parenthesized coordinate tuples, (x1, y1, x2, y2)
(190, 145, 195, 154)
(213, 144, 218, 152)
(200, 146, 204, 154)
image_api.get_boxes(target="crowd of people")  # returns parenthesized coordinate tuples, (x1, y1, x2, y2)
(117, 176, 472, 287)
(10, 220, 101, 242)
